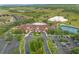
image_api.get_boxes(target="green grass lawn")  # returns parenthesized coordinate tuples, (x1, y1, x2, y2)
(29, 34, 45, 54)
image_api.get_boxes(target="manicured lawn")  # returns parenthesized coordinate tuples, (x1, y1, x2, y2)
(29, 35, 45, 54)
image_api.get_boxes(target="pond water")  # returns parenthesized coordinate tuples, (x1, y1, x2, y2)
(60, 26, 79, 34)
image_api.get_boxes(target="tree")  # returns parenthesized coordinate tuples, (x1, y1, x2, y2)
(71, 34, 79, 41)
(4, 32, 13, 41)
(47, 21, 53, 26)
(11, 28, 25, 34)
(14, 34, 24, 41)
(71, 47, 79, 54)
(47, 29, 54, 34)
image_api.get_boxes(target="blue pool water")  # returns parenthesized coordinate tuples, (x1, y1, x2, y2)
(60, 25, 79, 34)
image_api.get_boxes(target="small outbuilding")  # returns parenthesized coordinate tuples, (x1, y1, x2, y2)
(48, 16, 68, 22)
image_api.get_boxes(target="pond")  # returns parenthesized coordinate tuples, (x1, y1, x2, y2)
(60, 25, 79, 34)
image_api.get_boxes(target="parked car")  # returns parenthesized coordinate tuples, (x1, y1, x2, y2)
(61, 42, 67, 47)
(75, 42, 79, 46)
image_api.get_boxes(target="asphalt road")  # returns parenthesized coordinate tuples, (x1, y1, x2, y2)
(0, 38, 6, 53)
(25, 32, 33, 54)
(1, 39, 19, 54)
(25, 31, 51, 54)
(42, 32, 51, 54)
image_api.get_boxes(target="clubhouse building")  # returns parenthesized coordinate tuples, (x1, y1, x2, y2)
(17, 22, 48, 32)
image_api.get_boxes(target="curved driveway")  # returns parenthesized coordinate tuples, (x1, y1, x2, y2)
(24, 32, 33, 54)
(42, 32, 51, 54)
